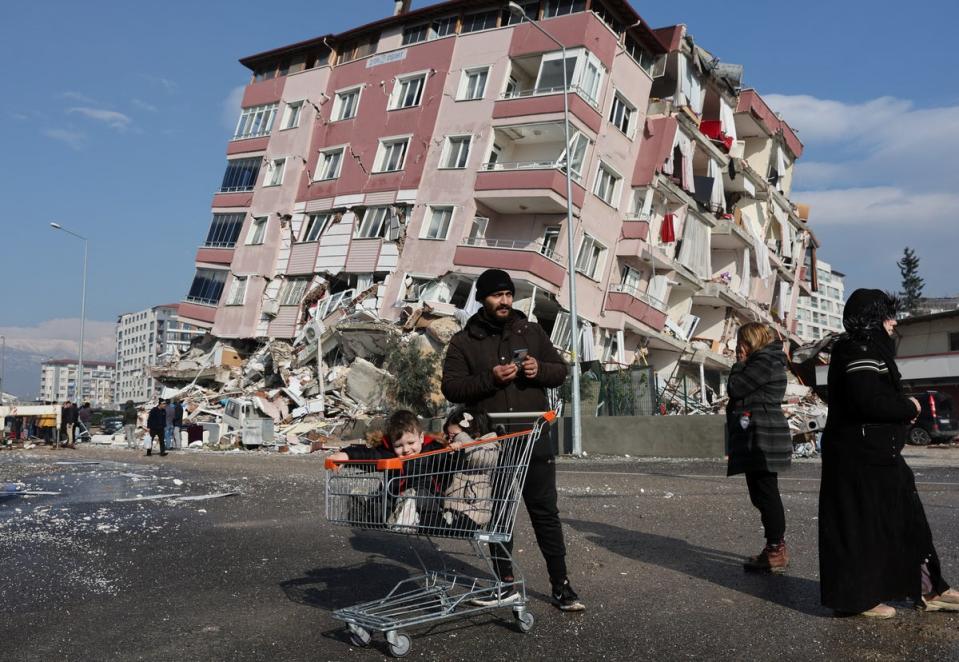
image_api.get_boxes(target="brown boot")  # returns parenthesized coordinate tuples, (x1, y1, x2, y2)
(743, 541, 789, 574)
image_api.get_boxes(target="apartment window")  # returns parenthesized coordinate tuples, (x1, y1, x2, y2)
(316, 147, 344, 180)
(422, 206, 453, 240)
(502, 1, 538, 24)
(576, 234, 606, 279)
(280, 278, 310, 306)
(374, 137, 410, 172)
(280, 101, 302, 130)
(559, 130, 589, 180)
(355, 206, 390, 238)
(246, 217, 267, 245)
(219, 158, 260, 193)
(536, 53, 577, 93)
(949, 332, 959, 352)
(593, 163, 622, 207)
(624, 35, 657, 76)
(441, 136, 471, 169)
(461, 10, 498, 33)
(431, 16, 457, 38)
(186, 268, 227, 306)
(227, 276, 248, 306)
(300, 213, 332, 242)
(609, 93, 636, 137)
(204, 213, 245, 248)
(264, 158, 286, 187)
(402, 23, 429, 45)
(233, 103, 278, 139)
(390, 74, 426, 109)
(333, 87, 360, 121)
(541, 226, 560, 257)
(544, 0, 586, 17)
(578, 54, 603, 105)
(621, 265, 643, 293)
(468, 216, 489, 242)
(459, 67, 489, 100)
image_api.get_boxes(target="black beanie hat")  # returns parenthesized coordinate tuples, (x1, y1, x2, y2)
(474, 269, 515, 301)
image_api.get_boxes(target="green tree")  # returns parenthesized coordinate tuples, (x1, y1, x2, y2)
(897, 247, 924, 315)
(381, 336, 441, 417)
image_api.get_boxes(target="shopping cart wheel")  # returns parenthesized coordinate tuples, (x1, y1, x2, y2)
(348, 625, 371, 648)
(386, 631, 411, 658)
(514, 608, 535, 633)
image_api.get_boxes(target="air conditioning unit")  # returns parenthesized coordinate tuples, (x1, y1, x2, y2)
(262, 298, 280, 317)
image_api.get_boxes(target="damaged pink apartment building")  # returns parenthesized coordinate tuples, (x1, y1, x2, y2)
(179, 0, 820, 398)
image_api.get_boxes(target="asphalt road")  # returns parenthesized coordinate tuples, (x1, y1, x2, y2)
(2, 444, 958, 661)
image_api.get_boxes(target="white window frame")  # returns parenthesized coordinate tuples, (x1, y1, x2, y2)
(421, 205, 454, 240)
(575, 234, 606, 279)
(592, 161, 622, 208)
(534, 49, 605, 107)
(440, 135, 472, 169)
(264, 157, 286, 187)
(541, 225, 561, 257)
(315, 146, 345, 181)
(389, 72, 428, 110)
(535, 50, 579, 95)
(246, 217, 268, 245)
(279, 278, 311, 306)
(227, 275, 248, 306)
(374, 136, 411, 173)
(558, 129, 590, 181)
(233, 103, 278, 140)
(458, 66, 490, 101)
(332, 86, 361, 121)
(300, 213, 332, 242)
(280, 101, 303, 130)
(355, 206, 390, 239)
(609, 92, 636, 137)
(468, 216, 489, 243)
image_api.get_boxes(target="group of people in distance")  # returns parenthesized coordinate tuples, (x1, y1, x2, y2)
(330, 268, 957, 619)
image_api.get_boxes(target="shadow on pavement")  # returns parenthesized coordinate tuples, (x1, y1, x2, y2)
(566, 518, 828, 617)
(280, 556, 412, 611)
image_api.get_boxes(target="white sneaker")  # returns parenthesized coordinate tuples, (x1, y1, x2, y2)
(470, 589, 521, 607)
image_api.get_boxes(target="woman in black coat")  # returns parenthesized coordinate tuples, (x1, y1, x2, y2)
(819, 289, 959, 618)
(726, 322, 792, 573)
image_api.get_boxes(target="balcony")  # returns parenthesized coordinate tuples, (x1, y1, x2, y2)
(692, 281, 748, 309)
(195, 246, 235, 265)
(494, 84, 602, 133)
(452, 237, 567, 289)
(605, 283, 668, 332)
(711, 218, 752, 250)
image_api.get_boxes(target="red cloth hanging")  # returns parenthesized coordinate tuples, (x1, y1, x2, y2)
(660, 213, 676, 243)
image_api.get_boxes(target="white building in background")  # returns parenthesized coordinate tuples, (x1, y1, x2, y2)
(40, 360, 116, 406)
(115, 304, 204, 404)
(796, 260, 845, 342)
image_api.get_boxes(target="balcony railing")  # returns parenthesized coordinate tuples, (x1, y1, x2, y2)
(202, 240, 238, 249)
(481, 160, 560, 171)
(460, 236, 562, 262)
(218, 185, 255, 194)
(501, 83, 598, 108)
(609, 283, 667, 312)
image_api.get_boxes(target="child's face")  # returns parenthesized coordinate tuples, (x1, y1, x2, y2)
(391, 431, 424, 457)
(444, 422, 462, 443)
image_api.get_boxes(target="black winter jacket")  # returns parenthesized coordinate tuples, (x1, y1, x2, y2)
(147, 406, 166, 432)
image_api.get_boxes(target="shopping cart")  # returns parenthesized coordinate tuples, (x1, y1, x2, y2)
(324, 410, 558, 657)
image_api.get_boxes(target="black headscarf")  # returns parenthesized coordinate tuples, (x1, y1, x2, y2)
(842, 288, 901, 385)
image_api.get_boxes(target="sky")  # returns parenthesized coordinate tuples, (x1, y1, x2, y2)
(1, 0, 957, 392)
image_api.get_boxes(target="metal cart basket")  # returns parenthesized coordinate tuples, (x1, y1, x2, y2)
(324, 411, 557, 657)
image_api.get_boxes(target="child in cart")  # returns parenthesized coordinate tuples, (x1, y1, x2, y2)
(434, 407, 500, 532)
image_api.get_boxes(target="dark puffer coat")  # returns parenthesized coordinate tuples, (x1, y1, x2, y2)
(819, 289, 949, 613)
(725, 340, 792, 476)
(441, 309, 568, 459)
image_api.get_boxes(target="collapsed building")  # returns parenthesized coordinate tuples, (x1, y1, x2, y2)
(165, 0, 827, 442)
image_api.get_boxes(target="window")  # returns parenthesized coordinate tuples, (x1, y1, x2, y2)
(246, 217, 267, 245)
(544, 0, 586, 18)
(227, 276, 247, 306)
(502, 1, 538, 25)
(461, 10, 498, 33)
(390, 74, 426, 109)
(609, 93, 635, 136)
(422, 206, 453, 240)
(355, 206, 390, 238)
(559, 130, 589, 180)
(402, 23, 429, 45)
(280, 101, 302, 130)
(441, 136, 471, 169)
(374, 137, 409, 172)
(624, 35, 657, 76)
(219, 158, 260, 193)
(536, 54, 577, 93)
(333, 87, 360, 121)
(578, 54, 603, 105)
(431, 16, 457, 38)
(204, 213, 245, 248)
(593, 163, 621, 207)
(265, 158, 286, 186)
(233, 103, 278, 139)
(576, 234, 606, 279)
(186, 269, 227, 306)
(459, 67, 489, 100)
(300, 213, 332, 242)
(316, 147, 344, 180)
(280, 278, 310, 306)
(621, 265, 643, 293)
(541, 226, 560, 257)
(950, 332, 959, 352)
(488, 142, 503, 166)
(468, 216, 488, 242)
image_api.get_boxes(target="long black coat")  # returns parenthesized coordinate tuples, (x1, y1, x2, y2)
(725, 341, 792, 476)
(818, 332, 949, 612)
(441, 309, 567, 459)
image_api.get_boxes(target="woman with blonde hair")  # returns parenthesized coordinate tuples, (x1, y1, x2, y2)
(726, 322, 792, 573)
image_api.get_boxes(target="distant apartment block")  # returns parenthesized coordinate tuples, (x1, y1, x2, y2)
(115, 304, 205, 404)
(40, 360, 116, 406)
(795, 260, 845, 342)
(178, 0, 822, 398)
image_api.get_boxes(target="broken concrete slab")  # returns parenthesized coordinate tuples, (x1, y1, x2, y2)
(345, 358, 391, 410)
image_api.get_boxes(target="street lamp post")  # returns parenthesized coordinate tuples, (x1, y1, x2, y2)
(50, 222, 88, 404)
(507, 2, 583, 456)
(0, 335, 5, 403)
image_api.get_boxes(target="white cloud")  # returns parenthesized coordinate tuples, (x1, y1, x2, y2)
(222, 85, 245, 131)
(131, 98, 158, 112)
(68, 106, 133, 131)
(765, 94, 911, 144)
(141, 74, 178, 94)
(43, 128, 86, 150)
(0, 318, 116, 360)
(62, 90, 98, 105)
(794, 186, 959, 226)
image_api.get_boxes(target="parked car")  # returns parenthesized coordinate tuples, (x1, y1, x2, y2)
(100, 416, 124, 436)
(907, 391, 957, 445)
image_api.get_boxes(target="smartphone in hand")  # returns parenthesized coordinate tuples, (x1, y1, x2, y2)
(512, 348, 528, 367)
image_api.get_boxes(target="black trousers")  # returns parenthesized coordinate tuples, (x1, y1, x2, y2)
(149, 428, 166, 453)
(745, 470, 785, 544)
(493, 456, 568, 586)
